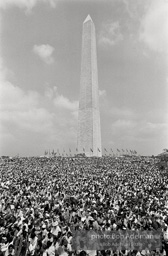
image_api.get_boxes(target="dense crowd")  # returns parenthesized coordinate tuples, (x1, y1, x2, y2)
(0, 155, 168, 256)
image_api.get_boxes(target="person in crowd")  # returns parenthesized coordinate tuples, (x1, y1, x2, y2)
(4, 244, 14, 256)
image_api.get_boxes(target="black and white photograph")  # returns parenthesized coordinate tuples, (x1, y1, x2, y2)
(0, 0, 168, 255)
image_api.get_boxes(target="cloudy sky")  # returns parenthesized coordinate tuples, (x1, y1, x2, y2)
(0, 0, 168, 156)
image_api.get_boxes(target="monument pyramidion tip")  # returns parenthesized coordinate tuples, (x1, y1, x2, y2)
(83, 14, 93, 23)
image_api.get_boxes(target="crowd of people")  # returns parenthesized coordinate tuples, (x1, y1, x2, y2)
(0, 155, 168, 256)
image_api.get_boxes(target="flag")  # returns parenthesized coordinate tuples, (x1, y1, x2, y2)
(90, 148, 93, 152)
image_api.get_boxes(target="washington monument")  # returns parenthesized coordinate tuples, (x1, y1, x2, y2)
(77, 15, 102, 157)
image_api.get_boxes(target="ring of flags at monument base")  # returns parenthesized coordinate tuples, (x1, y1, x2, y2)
(44, 149, 137, 157)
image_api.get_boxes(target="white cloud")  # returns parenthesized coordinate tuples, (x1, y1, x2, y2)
(111, 118, 168, 141)
(0, 58, 53, 135)
(122, 0, 135, 19)
(99, 21, 123, 47)
(0, 0, 57, 12)
(139, 0, 168, 53)
(0, 55, 78, 156)
(44, 85, 57, 99)
(121, 0, 148, 20)
(44, 85, 78, 111)
(33, 44, 55, 64)
(138, 122, 168, 137)
(54, 94, 78, 111)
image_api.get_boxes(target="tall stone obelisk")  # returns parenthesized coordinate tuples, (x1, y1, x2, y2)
(77, 15, 102, 157)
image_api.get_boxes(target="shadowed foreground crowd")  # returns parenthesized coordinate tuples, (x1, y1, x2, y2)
(0, 156, 168, 256)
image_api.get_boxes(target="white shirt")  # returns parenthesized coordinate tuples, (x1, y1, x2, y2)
(51, 226, 61, 236)
(47, 244, 55, 256)
(60, 251, 68, 256)
(5, 249, 15, 256)
(29, 236, 38, 255)
(1, 243, 9, 252)
(86, 250, 97, 256)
